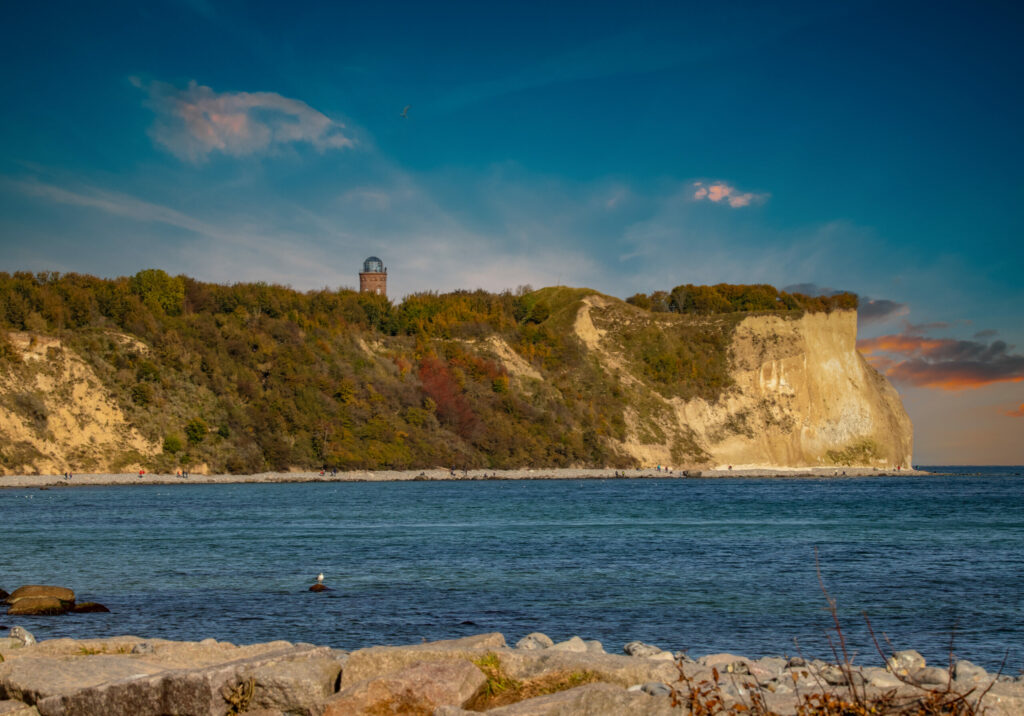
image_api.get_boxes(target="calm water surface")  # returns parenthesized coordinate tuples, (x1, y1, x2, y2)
(1, 467, 1021, 671)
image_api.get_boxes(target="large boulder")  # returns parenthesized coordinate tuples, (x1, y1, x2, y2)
(5, 587, 75, 607)
(0, 590, 9, 601)
(7, 598, 68, 617)
(623, 641, 664, 658)
(0, 642, 341, 716)
(341, 633, 507, 687)
(886, 649, 926, 676)
(437, 682, 676, 715)
(0, 700, 40, 716)
(343, 635, 677, 695)
(548, 637, 587, 653)
(515, 633, 553, 650)
(69, 603, 110, 614)
(322, 660, 485, 715)
(954, 659, 989, 683)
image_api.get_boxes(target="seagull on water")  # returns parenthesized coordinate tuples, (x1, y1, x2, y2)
(316, 572, 324, 584)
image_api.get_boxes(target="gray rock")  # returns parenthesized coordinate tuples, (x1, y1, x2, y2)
(0, 655, 168, 705)
(8, 628, 35, 646)
(699, 653, 749, 671)
(887, 649, 926, 675)
(914, 666, 951, 686)
(322, 659, 484, 715)
(640, 681, 672, 696)
(0, 701, 40, 716)
(954, 659, 989, 682)
(516, 633, 553, 650)
(819, 665, 865, 686)
(479, 682, 676, 715)
(23, 644, 340, 716)
(863, 666, 903, 689)
(584, 640, 605, 654)
(341, 633, 508, 687)
(785, 656, 805, 668)
(725, 661, 750, 675)
(549, 636, 587, 653)
(756, 656, 788, 676)
(623, 641, 663, 658)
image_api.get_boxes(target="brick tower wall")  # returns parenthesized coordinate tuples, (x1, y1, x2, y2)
(359, 272, 387, 296)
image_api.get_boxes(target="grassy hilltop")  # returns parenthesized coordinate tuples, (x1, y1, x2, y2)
(0, 270, 858, 475)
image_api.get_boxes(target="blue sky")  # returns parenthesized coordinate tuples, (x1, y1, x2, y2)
(1, 0, 1022, 463)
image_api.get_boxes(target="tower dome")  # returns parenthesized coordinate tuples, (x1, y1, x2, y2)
(359, 256, 387, 296)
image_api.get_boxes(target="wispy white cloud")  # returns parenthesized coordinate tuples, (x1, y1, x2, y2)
(132, 78, 354, 163)
(692, 181, 768, 208)
(9, 178, 217, 235)
(4, 177, 352, 286)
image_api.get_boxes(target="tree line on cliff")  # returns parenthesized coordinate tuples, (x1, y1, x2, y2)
(0, 271, 855, 474)
(626, 283, 857, 314)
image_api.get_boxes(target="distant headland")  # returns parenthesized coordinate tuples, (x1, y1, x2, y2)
(0, 271, 911, 477)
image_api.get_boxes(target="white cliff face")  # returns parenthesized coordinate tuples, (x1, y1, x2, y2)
(694, 311, 912, 468)
(579, 299, 913, 469)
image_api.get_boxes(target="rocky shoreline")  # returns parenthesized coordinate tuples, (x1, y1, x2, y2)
(0, 466, 928, 489)
(0, 625, 1020, 715)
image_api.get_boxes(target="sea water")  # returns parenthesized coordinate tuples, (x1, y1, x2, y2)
(1, 467, 1021, 671)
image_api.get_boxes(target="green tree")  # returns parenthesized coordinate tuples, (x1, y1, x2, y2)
(163, 434, 183, 453)
(185, 417, 208, 446)
(131, 269, 185, 316)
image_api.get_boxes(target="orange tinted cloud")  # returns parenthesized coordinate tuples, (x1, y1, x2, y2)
(133, 77, 354, 162)
(858, 331, 1024, 391)
(692, 181, 767, 208)
(1007, 403, 1024, 417)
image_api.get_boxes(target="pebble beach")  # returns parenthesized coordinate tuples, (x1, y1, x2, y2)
(0, 465, 928, 488)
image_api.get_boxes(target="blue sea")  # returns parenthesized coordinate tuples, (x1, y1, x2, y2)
(1, 467, 1022, 672)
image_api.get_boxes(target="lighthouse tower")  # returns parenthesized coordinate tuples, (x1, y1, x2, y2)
(359, 256, 387, 296)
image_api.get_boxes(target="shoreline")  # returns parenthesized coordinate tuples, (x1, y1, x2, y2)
(0, 465, 929, 489)
(1, 628, 1020, 715)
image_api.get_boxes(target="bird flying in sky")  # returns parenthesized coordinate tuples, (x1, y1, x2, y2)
(401, 105, 410, 119)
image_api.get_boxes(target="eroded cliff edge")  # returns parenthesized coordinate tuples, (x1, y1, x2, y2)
(0, 284, 912, 474)
(576, 296, 912, 469)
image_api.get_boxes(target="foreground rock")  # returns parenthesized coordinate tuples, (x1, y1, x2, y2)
(0, 635, 343, 716)
(0, 629, 1021, 715)
(324, 660, 485, 715)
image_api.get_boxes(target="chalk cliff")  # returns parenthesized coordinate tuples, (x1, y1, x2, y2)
(0, 283, 912, 474)
(573, 296, 912, 469)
